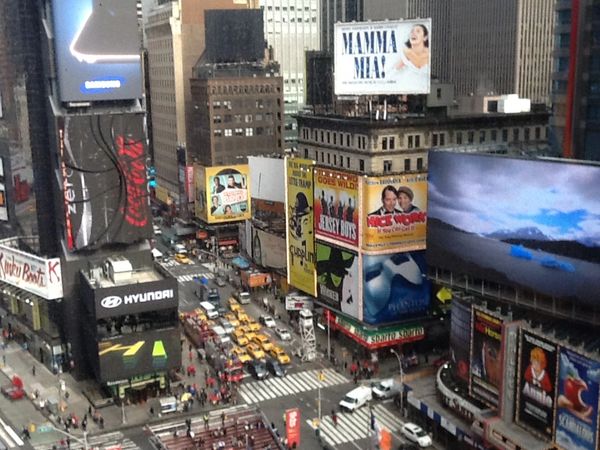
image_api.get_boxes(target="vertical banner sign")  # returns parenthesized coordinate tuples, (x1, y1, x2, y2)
(516, 330, 558, 438)
(286, 158, 316, 296)
(362, 175, 427, 252)
(555, 347, 600, 450)
(470, 308, 503, 408)
(316, 242, 359, 319)
(285, 408, 301, 447)
(314, 169, 359, 247)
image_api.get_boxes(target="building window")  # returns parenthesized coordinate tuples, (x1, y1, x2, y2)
(327, 153, 330, 164)
(213, 115, 222, 124)
(212, 101, 221, 109)
(245, 128, 253, 136)
(439, 133, 445, 146)
(479, 130, 486, 143)
(234, 114, 242, 123)
(491, 129, 497, 141)
(235, 128, 244, 136)
(382, 137, 388, 150)
(334, 155, 337, 165)
(315, 150, 319, 161)
(456, 132, 463, 145)
(436, 88, 442, 99)
(432, 134, 438, 146)
(502, 129, 508, 142)
(383, 160, 392, 172)
(404, 159, 411, 171)
(255, 113, 263, 122)
(321, 152, 324, 162)
(513, 128, 519, 141)
(224, 114, 232, 123)
(321, 131, 324, 142)
(468, 131, 474, 144)
(224, 129, 232, 137)
(408, 135, 414, 149)
(389, 137, 395, 149)
(359, 159, 365, 171)
(415, 135, 421, 147)
(346, 135, 351, 147)
(524, 128, 530, 141)
(213, 129, 223, 137)
(535, 127, 541, 140)
(347, 157, 350, 168)
(327, 132, 331, 144)
(256, 127, 264, 136)
(417, 158, 424, 171)
(304, 148, 309, 158)
(333, 133, 337, 145)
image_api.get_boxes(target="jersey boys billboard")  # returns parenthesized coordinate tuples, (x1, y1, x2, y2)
(363, 174, 427, 252)
(334, 19, 432, 95)
(52, 0, 142, 102)
(286, 158, 316, 296)
(314, 169, 359, 248)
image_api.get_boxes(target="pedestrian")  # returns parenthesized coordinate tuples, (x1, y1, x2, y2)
(332, 410, 338, 427)
(88, 405, 92, 416)
(149, 406, 155, 416)
(2, 354, 5, 366)
(204, 413, 210, 429)
(188, 343, 192, 353)
(221, 411, 226, 427)
(32, 365, 36, 376)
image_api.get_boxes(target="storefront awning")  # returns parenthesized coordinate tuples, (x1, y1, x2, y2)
(232, 256, 250, 270)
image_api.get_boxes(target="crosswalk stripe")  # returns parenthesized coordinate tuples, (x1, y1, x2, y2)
(263, 378, 285, 397)
(286, 374, 309, 393)
(325, 368, 349, 384)
(271, 377, 294, 396)
(239, 390, 254, 404)
(373, 404, 403, 431)
(295, 371, 320, 389)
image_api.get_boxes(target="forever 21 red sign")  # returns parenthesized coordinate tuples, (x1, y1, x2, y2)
(116, 135, 148, 228)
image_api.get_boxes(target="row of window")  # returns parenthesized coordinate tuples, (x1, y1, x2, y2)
(266, 17, 317, 22)
(304, 148, 425, 173)
(209, 85, 281, 96)
(213, 127, 276, 137)
(213, 113, 277, 124)
(266, 5, 316, 12)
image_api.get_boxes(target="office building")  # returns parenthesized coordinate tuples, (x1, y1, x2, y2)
(551, 0, 600, 161)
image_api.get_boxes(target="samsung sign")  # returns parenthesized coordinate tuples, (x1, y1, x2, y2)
(93, 279, 178, 319)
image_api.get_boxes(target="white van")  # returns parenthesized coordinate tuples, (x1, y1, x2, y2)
(234, 291, 251, 305)
(372, 378, 401, 400)
(212, 325, 231, 345)
(339, 385, 372, 412)
(199, 301, 219, 319)
(159, 396, 178, 414)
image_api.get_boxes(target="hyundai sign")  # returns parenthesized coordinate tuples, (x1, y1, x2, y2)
(89, 278, 178, 319)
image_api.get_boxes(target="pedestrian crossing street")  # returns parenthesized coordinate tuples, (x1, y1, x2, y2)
(313, 403, 404, 448)
(238, 368, 348, 404)
(34, 431, 139, 450)
(176, 272, 214, 283)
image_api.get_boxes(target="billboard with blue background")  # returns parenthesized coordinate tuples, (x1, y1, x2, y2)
(362, 251, 429, 325)
(555, 347, 600, 450)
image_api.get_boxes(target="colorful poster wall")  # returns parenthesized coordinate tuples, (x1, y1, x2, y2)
(362, 251, 429, 325)
(286, 158, 316, 296)
(316, 241, 359, 319)
(554, 347, 600, 450)
(470, 308, 504, 408)
(314, 169, 359, 247)
(516, 330, 558, 438)
(362, 174, 427, 252)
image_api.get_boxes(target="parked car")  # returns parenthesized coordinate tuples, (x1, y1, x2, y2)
(372, 378, 401, 400)
(275, 327, 291, 341)
(259, 315, 277, 328)
(1, 384, 25, 400)
(219, 319, 234, 334)
(266, 358, 287, 377)
(401, 423, 432, 448)
(247, 359, 269, 380)
(215, 277, 226, 287)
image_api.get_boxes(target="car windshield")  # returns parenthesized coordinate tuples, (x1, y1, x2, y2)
(415, 429, 427, 437)
(342, 396, 357, 404)
(376, 382, 389, 391)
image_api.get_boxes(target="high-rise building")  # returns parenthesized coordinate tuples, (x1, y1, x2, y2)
(320, 0, 362, 54)
(261, 0, 321, 149)
(145, 0, 257, 208)
(551, 0, 600, 161)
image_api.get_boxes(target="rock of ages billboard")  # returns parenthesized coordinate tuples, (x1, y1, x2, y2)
(362, 174, 427, 252)
(555, 347, 600, 450)
(286, 158, 316, 296)
(57, 114, 152, 251)
(314, 169, 359, 248)
(516, 330, 558, 439)
(316, 241, 359, 319)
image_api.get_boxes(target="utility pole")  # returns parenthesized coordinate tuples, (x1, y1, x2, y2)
(390, 349, 404, 415)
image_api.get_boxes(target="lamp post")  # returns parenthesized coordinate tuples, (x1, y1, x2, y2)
(390, 349, 404, 415)
(326, 310, 331, 363)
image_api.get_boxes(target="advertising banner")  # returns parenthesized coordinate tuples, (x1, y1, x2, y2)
(0, 182, 7, 221)
(314, 169, 359, 247)
(185, 166, 194, 203)
(52, 0, 142, 102)
(363, 175, 427, 252)
(98, 327, 181, 382)
(285, 293, 314, 311)
(516, 330, 558, 438)
(194, 165, 207, 221)
(450, 299, 472, 383)
(251, 227, 286, 270)
(555, 348, 600, 450)
(205, 165, 250, 224)
(0, 242, 63, 300)
(362, 251, 429, 325)
(286, 158, 316, 296)
(470, 308, 504, 408)
(285, 408, 301, 448)
(57, 114, 152, 251)
(427, 152, 600, 307)
(334, 19, 432, 95)
(316, 242, 359, 319)
(91, 278, 178, 320)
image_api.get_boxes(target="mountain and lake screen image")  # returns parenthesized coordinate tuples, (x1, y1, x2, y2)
(426, 152, 600, 305)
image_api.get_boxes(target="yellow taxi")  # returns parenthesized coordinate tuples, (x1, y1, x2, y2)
(175, 253, 192, 265)
(246, 343, 266, 360)
(252, 333, 274, 352)
(269, 346, 291, 365)
(228, 298, 242, 313)
(236, 311, 250, 324)
(246, 321, 261, 332)
(224, 313, 240, 328)
(232, 329, 249, 346)
(231, 346, 252, 364)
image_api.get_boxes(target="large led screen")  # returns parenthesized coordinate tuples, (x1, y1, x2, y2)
(427, 152, 600, 306)
(450, 298, 472, 383)
(362, 251, 429, 325)
(57, 114, 152, 250)
(334, 19, 432, 95)
(555, 348, 600, 450)
(52, 0, 142, 102)
(316, 241, 359, 319)
(97, 328, 181, 382)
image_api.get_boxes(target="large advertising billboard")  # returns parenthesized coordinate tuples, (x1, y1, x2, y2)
(52, 0, 142, 102)
(314, 169, 359, 248)
(57, 114, 152, 250)
(427, 152, 600, 306)
(316, 241, 359, 319)
(516, 330, 558, 438)
(98, 328, 181, 382)
(87, 277, 178, 320)
(251, 227, 286, 270)
(362, 251, 429, 325)
(362, 175, 427, 252)
(555, 347, 600, 450)
(470, 308, 504, 408)
(286, 158, 316, 296)
(205, 165, 250, 224)
(450, 298, 472, 383)
(334, 19, 432, 96)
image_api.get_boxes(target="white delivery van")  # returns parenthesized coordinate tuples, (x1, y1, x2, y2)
(339, 385, 372, 412)
(199, 301, 219, 319)
(159, 396, 178, 414)
(212, 325, 231, 345)
(234, 291, 252, 305)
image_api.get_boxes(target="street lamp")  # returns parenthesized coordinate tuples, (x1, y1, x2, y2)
(390, 349, 404, 415)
